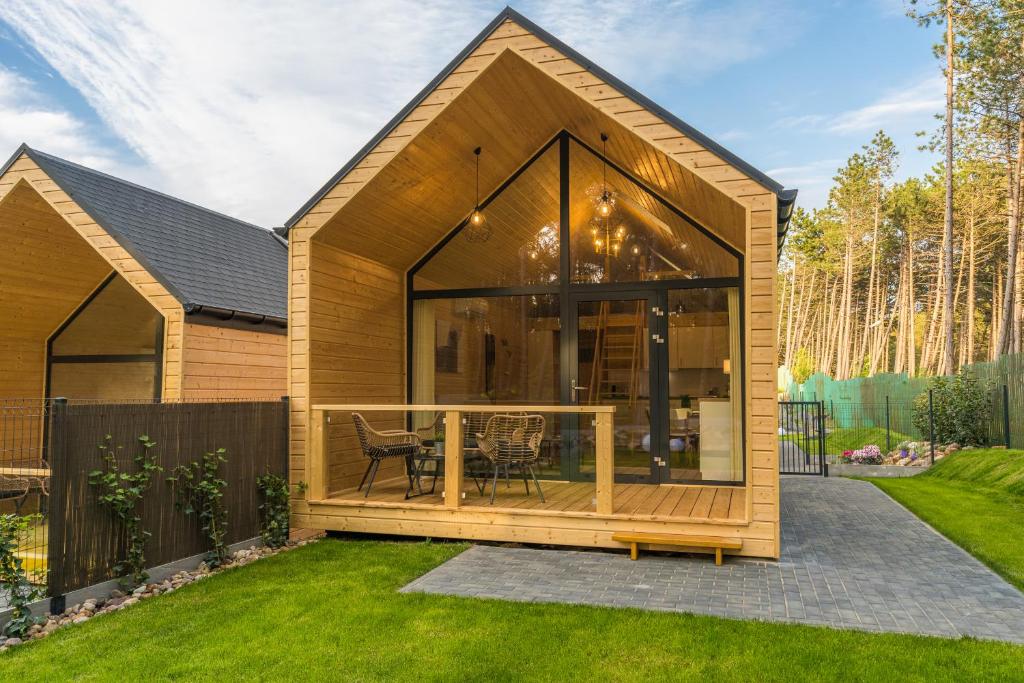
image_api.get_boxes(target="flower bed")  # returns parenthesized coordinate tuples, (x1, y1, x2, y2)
(881, 442, 959, 467)
(841, 445, 883, 465)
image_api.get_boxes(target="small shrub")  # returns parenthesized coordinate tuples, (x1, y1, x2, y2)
(912, 371, 993, 447)
(88, 435, 162, 588)
(169, 448, 229, 568)
(256, 473, 289, 548)
(0, 514, 43, 638)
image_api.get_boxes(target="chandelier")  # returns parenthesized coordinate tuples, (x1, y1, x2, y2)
(590, 132, 630, 257)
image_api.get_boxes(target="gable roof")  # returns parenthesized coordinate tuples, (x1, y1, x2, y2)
(285, 6, 798, 246)
(1, 145, 287, 324)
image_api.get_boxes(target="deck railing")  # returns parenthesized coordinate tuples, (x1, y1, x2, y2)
(308, 404, 616, 513)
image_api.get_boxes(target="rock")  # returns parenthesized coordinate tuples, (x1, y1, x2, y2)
(106, 597, 126, 608)
(123, 597, 139, 607)
(132, 586, 147, 597)
(73, 616, 89, 625)
(82, 600, 97, 610)
(109, 589, 125, 598)
(4, 638, 23, 647)
(43, 620, 60, 633)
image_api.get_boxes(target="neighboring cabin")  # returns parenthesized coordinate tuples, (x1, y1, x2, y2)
(0, 145, 288, 403)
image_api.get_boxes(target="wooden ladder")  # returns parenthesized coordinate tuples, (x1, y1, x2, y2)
(587, 300, 644, 406)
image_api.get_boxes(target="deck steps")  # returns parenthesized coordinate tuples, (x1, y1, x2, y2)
(610, 532, 742, 565)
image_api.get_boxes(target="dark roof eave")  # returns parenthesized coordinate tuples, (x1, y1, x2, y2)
(776, 189, 799, 253)
(184, 302, 287, 328)
(283, 6, 792, 234)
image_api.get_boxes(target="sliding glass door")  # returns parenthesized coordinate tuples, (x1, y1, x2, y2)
(569, 292, 659, 483)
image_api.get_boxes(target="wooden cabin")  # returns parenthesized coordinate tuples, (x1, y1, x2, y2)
(0, 145, 289, 405)
(286, 8, 796, 560)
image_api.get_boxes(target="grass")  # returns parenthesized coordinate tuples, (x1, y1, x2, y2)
(870, 449, 1024, 592)
(2, 539, 1023, 681)
(784, 427, 914, 455)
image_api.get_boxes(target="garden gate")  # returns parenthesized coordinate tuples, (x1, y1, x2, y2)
(778, 401, 827, 476)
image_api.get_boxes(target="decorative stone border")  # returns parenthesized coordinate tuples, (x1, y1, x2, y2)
(0, 534, 322, 652)
(829, 463, 929, 478)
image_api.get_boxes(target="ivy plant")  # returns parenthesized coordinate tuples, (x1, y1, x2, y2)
(88, 435, 161, 588)
(169, 448, 229, 568)
(256, 473, 289, 548)
(0, 514, 43, 638)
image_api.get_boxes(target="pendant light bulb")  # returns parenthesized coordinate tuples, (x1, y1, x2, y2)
(464, 146, 491, 242)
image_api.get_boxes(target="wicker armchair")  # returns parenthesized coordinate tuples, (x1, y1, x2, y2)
(0, 462, 48, 513)
(352, 413, 421, 498)
(475, 414, 546, 504)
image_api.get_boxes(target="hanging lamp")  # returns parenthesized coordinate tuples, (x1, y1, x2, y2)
(464, 146, 491, 242)
(595, 133, 613, 218)
(592, 133, 625, 257)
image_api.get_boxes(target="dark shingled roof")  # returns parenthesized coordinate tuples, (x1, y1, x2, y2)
(5, 145, 287, 323)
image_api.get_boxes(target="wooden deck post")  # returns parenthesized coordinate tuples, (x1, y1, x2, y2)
(595, 411, 614, 515)
(444, 410, 463, 509)
(308, 408, 329, 501)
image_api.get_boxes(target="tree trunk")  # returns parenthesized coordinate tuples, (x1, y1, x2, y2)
(996, 66, 1024, 356)
(966, 213, 976, 364)
(941, 0, 955, 375)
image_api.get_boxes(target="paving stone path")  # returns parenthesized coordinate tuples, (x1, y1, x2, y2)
(401, 476, 1024, 642)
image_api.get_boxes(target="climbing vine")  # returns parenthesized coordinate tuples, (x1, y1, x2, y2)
(169, 448, 229, 568)
(255, 473, 289, 548)
(0, 514, 43, 638)
(88, 435, 161, 588)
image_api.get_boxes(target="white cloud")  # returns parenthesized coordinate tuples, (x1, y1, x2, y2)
(0, 65, 128, 173)
(525, 0, 799, 85)
(774, 76, 943, 136)
(0, 1, 800, 226)
(827, 76, 943, 133)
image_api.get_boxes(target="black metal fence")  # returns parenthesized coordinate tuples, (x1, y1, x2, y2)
(0, 399, 50, 584)
(1, 398, 288, 606)
(778, 401, 826, 475)
(801, 384, 1014, 469)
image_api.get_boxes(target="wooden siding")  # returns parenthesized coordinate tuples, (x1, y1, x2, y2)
(290, 242, 406, 494)
(180, 323, 288, 399)
(0, 182, 109, 399)
(287, 18, 780, 557)
(0, 157, 186, 399)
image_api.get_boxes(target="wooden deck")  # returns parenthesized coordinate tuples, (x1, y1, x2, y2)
(327, 476, 746, 523)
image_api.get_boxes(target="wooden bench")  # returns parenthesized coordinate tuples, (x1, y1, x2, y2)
(611, 532, 742, 565)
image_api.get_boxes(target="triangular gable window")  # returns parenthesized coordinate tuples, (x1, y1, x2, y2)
(412, 134, 738, 292)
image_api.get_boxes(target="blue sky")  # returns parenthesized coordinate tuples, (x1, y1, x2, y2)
(0, 1, 942, 226)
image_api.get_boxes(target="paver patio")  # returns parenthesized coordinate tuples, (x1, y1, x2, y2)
(402, 476, 1024, 643)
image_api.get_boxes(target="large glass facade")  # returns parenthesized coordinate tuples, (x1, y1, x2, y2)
(410, 133, 744, 485)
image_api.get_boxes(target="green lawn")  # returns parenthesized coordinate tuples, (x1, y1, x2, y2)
(2, 539, 1023, 681)
(871, 449, 1024, 592)
(783, 426, 914, 456)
